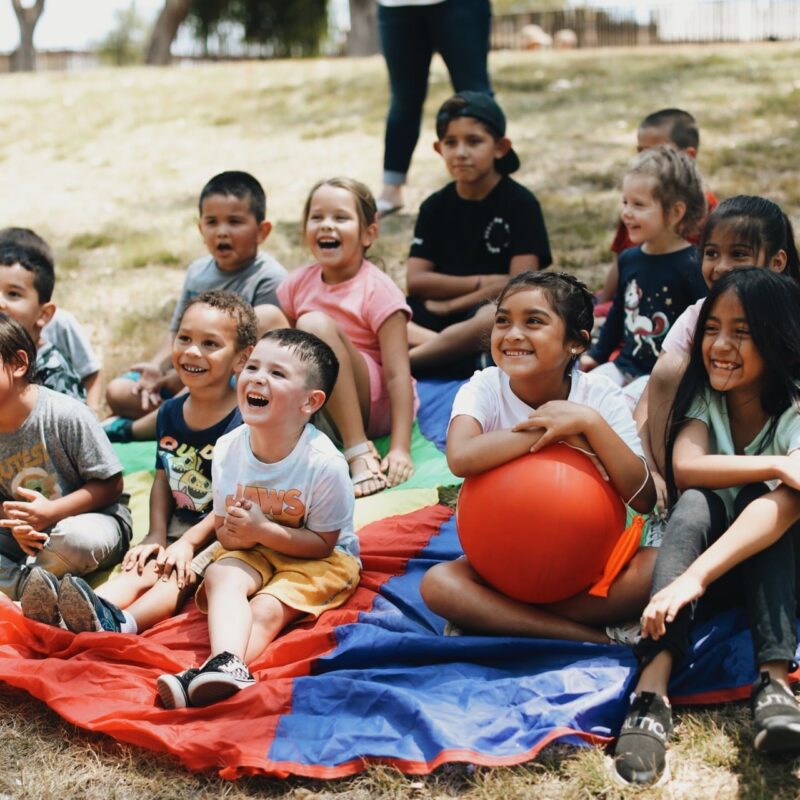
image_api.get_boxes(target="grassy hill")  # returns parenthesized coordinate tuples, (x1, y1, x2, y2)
(1, 41, 799, 798)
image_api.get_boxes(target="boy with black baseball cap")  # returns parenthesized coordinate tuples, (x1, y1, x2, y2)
(406, 91, 552, 377)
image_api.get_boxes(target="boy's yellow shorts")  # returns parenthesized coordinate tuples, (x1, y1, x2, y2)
(194, 545, 361, 618)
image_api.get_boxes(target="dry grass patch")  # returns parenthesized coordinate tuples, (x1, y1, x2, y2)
(1, 41, 800, 796)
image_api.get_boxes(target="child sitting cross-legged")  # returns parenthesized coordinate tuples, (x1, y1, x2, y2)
(0, 315, 131, 603)
(156, 328, 360, 709)
(19, 290, 256, 634)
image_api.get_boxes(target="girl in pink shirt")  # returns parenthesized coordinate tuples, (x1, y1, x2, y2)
(278, 178, 417, 498)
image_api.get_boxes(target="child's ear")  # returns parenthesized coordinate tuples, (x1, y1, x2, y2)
(682, 146, 698, 159)
(361, 220, 378, 250)
(433, 140, 443, 156)
(257, 220, 272, 244)
(770, 249, 788, 273)
(668, 200, 687, 229)
(233, 345, 253, 373)
(494, 137, 512, 159)
(11, 349, 30, 379)
(303, 389, 326, 416)
(34, 301, 55, 336)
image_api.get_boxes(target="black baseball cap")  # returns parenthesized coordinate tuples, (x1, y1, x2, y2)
(435, 91, 520, 175)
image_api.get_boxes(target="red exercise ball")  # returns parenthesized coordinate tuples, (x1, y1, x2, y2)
(456, 443, 626, 604)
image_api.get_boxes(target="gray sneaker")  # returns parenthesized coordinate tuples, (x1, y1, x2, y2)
(20, 567, 62, 626)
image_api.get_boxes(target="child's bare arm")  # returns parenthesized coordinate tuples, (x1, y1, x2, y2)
(673, 420, 800, 490)
(446, 414, 542, 477)
(378, 311, 414, 486)
(407, 257, 507, 301)
(513, 401, 655, 512)
(82, 371, 102, 415)
(0, 474, 123, 531)
(120, 469, 172, 574)
(217, 506, 338, 559)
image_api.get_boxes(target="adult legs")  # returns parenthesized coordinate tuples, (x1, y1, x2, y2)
(378, 3, 434, 205)
(432, 0, 493, 95)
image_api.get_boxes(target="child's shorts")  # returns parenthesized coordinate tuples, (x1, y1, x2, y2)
(362, 350, 419, 440)
(194, 546, 360, 617)
(165, 515, 221, 577)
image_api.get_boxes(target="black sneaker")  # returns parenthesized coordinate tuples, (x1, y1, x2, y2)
(58, 574, 125, 633)
(20, 567, 61, 626)
(156, 668, 199, 710)
(103, 416, 134, 443)
(752, 671, 800, 753)
(187, 651, 255, 707)
(612, 691, 672, 786)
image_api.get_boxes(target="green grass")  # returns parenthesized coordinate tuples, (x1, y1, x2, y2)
(2, 41, 800, 797)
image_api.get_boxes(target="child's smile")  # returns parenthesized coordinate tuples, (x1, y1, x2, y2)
(172, 303, 245, 390)
(490, 288, 574, 391)
(702, 290, 764, 397)
(305, 185, 376, 282)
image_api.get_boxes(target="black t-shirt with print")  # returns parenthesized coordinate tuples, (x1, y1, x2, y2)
(408, 176, 552, 332)
(155, 394, 241, 524)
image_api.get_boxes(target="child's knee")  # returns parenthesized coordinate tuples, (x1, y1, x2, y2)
(204, 557, 257, 594)
(295, 311, 338, 340)
(106, 376, 135, 404)
(255, 304, 289, 335)
(420, 561, 462, 613)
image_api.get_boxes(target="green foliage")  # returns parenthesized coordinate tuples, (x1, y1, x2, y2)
(188, 0, 328, 56)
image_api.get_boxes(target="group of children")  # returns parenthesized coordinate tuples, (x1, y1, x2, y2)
(2, 89, 800, 789)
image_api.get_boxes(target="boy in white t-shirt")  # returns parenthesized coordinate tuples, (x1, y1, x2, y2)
(156, 329, 359, 709)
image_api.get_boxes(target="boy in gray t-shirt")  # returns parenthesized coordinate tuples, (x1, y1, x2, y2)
(105, 171, 288, 429)
(0, 317, 131, 606)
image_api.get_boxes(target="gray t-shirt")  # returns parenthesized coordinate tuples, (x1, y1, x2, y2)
(42, 308, 101, 379)
(0, 387, 130, 537)
(169, 252, 288, 330)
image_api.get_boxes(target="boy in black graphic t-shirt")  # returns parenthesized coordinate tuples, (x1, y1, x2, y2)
(406, 92, 552, 377)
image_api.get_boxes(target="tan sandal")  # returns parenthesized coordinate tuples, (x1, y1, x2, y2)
(343, 442, 387, 498)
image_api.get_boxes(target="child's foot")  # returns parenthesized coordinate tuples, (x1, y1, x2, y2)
(157, 668, 200, 710)
(751, 671, 800, 753)
(187, 651, 255, 706)
(344, 441, 388, 498)
(103, 416, 134, 443)
(605, 620, 642, 647)
(58, 574, 126, 633)
(20, 567, 62, 626)
(612, 691, 672, 786)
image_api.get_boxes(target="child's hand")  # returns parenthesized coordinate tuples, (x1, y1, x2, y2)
(652, 470, 669, 517)
(130, 361, 166, 411)
(9, 525, 49, 557)
(121, 542, 164, 574)
(155, 539, 196, 589)
(640, 573, 705, 640)
(223, 499, 268, 548)
(513, 401, 597, 453)
(381, 449, 413, 488)
(1, 487, 57, 531)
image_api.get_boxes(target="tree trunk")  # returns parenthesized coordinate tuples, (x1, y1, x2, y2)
(10, 0, 46, 72)
(347, 0, 379, 56)
(145, 0, 192, 66)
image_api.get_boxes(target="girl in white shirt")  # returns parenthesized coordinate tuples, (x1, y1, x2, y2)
(420, 271, 655, 644)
